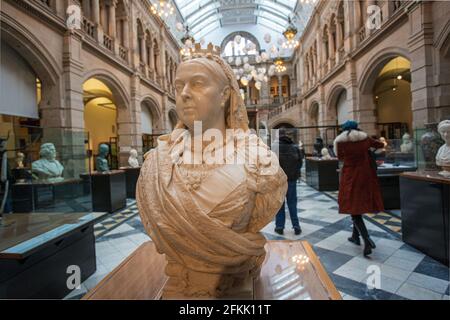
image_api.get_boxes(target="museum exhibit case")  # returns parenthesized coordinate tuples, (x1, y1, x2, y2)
(375, 138, 417, 209)
(399, 124, 449, 266)
(0, 126, 109, 298)
(305, 156, 339, 192)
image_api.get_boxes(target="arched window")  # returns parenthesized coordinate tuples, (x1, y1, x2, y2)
(223, 37, 258, 57)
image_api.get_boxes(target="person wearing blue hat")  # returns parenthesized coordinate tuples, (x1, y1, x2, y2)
(333, 121, 385, 257)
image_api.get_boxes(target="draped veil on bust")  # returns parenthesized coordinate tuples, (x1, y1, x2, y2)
(136, 53, 287, 298)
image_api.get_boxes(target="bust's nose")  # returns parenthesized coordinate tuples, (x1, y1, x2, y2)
(181, 84, 192, 101)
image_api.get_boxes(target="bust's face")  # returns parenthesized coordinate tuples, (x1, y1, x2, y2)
(440, 128, 450, 143)
(130, 150, 137, 158)
(175, 60, 228, 131)
(42, 144, 56, 160)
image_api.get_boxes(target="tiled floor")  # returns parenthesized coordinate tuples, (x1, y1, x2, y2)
(65, 181, 450, 300)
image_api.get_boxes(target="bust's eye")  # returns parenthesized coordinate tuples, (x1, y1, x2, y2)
(175, 84, 184, 92)
(193, 80, 204, 88)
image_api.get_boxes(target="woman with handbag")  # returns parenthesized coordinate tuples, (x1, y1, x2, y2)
(333, 121, 385, 257)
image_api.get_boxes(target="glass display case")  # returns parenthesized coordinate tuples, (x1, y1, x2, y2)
(375, 137, 417, 172)
(1, 127, 94, 214)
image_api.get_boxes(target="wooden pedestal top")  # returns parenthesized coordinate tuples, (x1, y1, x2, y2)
(83, 240, 341, 300)
(400, 170, 450, 185)
(306, 157, 338, 162)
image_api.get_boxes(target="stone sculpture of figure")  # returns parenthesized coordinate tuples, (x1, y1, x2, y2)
(96, 144, 110, 172)
(16, 152, 25, 168)
(400, 133, 414, 153)
(136, 43, 287, 298)
(32, 143, 64, 182)
(313, 137, 324, 157)
(128, 149, 139, 168)
(436, 120, 450, 177)
(321, 148, 332, 160)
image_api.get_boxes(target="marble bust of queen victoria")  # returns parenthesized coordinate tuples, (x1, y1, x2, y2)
(136, 44, 287, 298)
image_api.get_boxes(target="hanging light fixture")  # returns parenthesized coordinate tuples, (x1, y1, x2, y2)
(282, 18, 299, 50)
(180, 25, 195, 58)
(274, 57, 286, 73)
(150, 1, 175, 18)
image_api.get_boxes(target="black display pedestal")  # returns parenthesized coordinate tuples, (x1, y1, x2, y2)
(0, 212, 107, 299)
(120, 167, 141, 199)
(305, 157, 339, 191)
(400, 171, 449, 266)
(377, 166, 417, 210)
(11, 179, 84, 213)
(91, 170, 126, 213)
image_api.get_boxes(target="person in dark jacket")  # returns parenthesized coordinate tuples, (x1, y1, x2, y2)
(274, 131, 303, 235)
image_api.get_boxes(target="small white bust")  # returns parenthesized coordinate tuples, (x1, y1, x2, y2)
(436, 120, 450, 177)
(128, 149, 140, 168)
(400, 133, 414, 153)
(321, 148, 332, 160)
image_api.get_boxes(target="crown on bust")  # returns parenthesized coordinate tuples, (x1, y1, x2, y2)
(182, 43, 222, 61)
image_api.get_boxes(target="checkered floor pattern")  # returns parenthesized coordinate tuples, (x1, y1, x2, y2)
(65, 182, 449, 300)
(323, 190, 403, 236)
(93, 199, 139, 238)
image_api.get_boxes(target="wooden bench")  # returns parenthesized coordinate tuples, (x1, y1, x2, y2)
(83, 240, 341, 300)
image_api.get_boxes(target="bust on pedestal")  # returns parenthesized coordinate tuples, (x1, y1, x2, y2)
(31, 143, 64, 183)
(321, 148, 333, 160)
(96, 144, 110, 173)
(400, 133, 414, 153)
(436, 120, 450, 177)
(136, 44, 287, 299)
(128, 149, 140, 168)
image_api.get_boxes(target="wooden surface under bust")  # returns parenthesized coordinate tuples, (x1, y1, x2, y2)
(83, 241, 341, 300)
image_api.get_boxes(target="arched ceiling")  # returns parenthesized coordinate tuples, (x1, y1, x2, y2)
(173, 0, 316, 39)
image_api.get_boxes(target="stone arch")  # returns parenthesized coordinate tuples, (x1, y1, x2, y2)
(220, 31, 261, 54)
(168, 108, 178, 131)
(83, 69, 130, 109)
(272, 121, 296, 129)
(358, 47, 410, 94)
(357, 47, 411, 134)
(1, 14, 62, 123)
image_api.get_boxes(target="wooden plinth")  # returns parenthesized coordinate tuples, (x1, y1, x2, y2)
(83, 240, 341, 300)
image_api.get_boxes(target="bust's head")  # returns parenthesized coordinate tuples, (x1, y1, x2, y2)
(402, 133, 411, 143)
(438, 120, 450, 144)
(99, 144, 109, 157)
(321, 148, 330, 156)
(16, 152, 24, 161)
(40, 143, 56, 160)
(174, 44, 249, 134)
(175, 58, 230, 132)
(129, 149, 137, 159)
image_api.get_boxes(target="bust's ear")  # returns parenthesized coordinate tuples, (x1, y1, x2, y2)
(221, 86, 231, 105)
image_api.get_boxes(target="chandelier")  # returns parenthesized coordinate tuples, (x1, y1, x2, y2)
(282, 18, 299, 49)
(150, 1, 175, 18)
(274, 58, 286, 73)
(180, 25, 195, 57)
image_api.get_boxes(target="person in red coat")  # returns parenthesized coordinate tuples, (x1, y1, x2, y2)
(333, 120, 385, 257)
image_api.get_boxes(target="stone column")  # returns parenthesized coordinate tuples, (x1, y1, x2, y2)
(108, 0, 116, 37)
(82, 0, 91, 18)
(278, 76, 283, 103)
(92, 0, 100, 24)
(408, 1, 437, 127)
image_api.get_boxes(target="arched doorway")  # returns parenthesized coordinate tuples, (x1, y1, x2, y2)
(306, 102, 320, 155)
(83, 78, 119, 171)
(141, 99, 161, 152)
(168, 109, 178, 131)
(373, 56, 412, 140)
(359, 52, 412, 138)
(273, 122, 298, 145)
